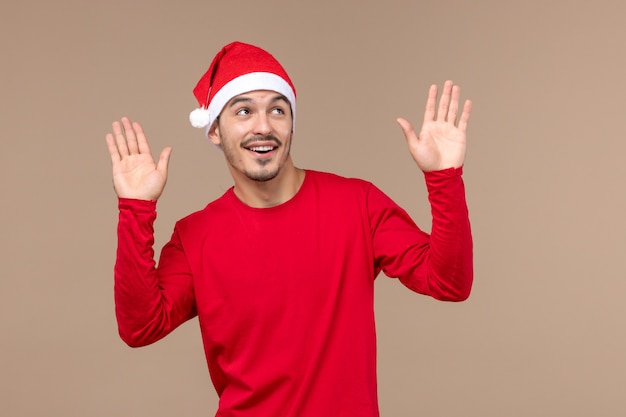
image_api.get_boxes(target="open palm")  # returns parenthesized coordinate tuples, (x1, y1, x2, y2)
(105, 117, 172, 201)
(397, 80, 472, 172)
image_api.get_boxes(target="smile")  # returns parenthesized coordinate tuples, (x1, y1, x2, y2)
(247, 145, 276, 154)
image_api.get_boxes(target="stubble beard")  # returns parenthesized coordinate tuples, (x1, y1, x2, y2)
(223, 133, 292, 183)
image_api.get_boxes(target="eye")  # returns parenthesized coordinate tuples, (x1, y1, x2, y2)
(236, 108, 250, 116)
(271, 107, 286, 115)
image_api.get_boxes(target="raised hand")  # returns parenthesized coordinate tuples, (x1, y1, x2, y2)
(105, 117, 172, 201)
(396, 80, 472, 172)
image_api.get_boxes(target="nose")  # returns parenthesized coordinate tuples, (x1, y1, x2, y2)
(252, 112, 272, 136)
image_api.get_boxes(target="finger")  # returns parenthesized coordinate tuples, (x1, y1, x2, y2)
(423, 84, 438, 123)
(156, 146, 173, 176)
(436, 80, 453, 122)
(105, 133, 121, 162)
(447, 84, 460, 125)
(112, 120, 130, 157)
(396, 117, 418, 143)
(121, 117, 140, 155)
(132, 120, 152, 155)
(457, 99, 472, 132)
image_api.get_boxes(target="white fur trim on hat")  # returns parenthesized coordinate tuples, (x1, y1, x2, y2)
(202, 71, 296, 136)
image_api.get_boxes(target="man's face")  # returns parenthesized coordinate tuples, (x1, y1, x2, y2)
(209, 90, 294, 183)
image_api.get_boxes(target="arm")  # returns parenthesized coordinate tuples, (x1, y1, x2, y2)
(115, 199, 196, 346)
(370, 172, 472, 301)
(422, 167, 472, 301)
(375, 81, 473, 300)
(106, 118, 194, 346)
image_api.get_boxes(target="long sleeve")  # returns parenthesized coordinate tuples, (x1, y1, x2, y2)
(114, 198, 196, 347)
(371, 167, 473, 301)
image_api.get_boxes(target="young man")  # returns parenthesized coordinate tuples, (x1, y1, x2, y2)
(106, 41, 473, 417)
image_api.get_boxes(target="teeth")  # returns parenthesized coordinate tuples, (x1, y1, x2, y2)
(250, 146, 274, 152)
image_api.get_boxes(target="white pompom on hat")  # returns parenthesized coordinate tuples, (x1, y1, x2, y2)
(190, 41, 297, 137)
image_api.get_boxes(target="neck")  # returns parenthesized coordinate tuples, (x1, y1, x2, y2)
(231, 162, 305, 208)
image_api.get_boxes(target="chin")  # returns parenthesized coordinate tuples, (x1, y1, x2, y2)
(245, 168, 280, 182)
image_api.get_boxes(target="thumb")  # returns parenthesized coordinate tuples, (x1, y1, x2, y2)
(396, 117, 417, 144)
(156, 146, 173, 175)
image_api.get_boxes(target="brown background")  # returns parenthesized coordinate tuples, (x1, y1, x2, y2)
(1, 0, 625, 416)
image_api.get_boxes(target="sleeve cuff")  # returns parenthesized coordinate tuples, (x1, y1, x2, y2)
(118, 198, 157, 211)
(423, 166, 463, 179)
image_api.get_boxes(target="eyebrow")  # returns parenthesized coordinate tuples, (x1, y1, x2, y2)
(226, 93, 289, 108)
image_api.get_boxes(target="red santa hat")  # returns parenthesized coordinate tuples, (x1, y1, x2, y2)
(189, 41, 297, 136)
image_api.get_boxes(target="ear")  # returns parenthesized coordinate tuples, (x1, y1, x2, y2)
(207, 121, 221, 146)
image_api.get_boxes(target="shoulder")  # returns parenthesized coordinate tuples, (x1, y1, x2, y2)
(305, 170, 402, 211)
(304, 170, 390, 203)
(305, 169, 374, 193)
(175, 188, 234, 231)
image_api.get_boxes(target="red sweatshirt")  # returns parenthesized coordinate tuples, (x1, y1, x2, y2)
(114, 168, 472, 417)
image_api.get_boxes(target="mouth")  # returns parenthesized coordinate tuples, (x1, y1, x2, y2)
(245, 145, 277, 154)
(242, 136, 281, 156)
